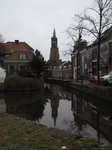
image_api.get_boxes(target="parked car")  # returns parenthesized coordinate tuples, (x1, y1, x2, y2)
(100, 71, 112, 85)
(88, 76, 98, 84)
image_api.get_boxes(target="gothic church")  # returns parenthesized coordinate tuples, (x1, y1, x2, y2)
(48, 29, 61, 68)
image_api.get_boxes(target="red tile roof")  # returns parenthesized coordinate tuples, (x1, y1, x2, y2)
(2, 41, 34, 53)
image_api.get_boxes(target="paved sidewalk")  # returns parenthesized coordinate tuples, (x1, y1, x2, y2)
(48, 77, 90, 85)
(70, 79, 90, 85)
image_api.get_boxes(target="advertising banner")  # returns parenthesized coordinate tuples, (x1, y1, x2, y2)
(100, 42, 109, 66)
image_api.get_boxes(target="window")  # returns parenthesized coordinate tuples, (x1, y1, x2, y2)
(92, 51, 97, 59)
(20, 65, 26, 71)
(109, 42, 112, 57)
(92, 62, 97, 67)
(9, 65, 15, 74)
(109, 42, 112, 52)
(109, 42, 112, 64)
(19, 53, 26, 60)
(92, 68, 97, 75)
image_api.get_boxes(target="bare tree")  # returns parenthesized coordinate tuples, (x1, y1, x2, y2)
(75, 0, 112, 83)
(66, 22, 83, 53)
(66, 22, 87, 82)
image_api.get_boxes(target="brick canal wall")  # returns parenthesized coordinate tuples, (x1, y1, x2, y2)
(47, 78, 112, 102)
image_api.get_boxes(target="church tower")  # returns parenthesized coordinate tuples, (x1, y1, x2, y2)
(49, 29, 60, 66)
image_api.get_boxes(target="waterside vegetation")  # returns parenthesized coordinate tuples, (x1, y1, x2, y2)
(4, 75, 43, 91)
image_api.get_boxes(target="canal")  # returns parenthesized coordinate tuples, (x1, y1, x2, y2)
(0, 83, 112, 144)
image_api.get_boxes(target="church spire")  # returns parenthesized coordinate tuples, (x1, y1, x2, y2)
(53, 28, 56, 38)
(51, 28, 57, 48)
(49, 29, 60, 65)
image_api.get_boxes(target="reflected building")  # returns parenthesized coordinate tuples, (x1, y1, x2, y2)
(50, 94, 59, 126)
(0, 95, 6, 113)
(1, 83, 112, 143)
(46, 84, 72, 126)
(71, 94, 87, 135)
(4, 89, 47, 121)
(48, 83, 72, 101)
(71, 92, 112, 143)
(44, 84, 60, 126)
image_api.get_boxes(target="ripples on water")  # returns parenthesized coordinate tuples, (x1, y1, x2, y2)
(0, 83, 112, 144)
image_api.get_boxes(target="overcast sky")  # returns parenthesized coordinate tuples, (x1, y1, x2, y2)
(0, 0, 92, 61)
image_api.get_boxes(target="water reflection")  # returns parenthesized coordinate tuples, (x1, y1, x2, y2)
(0, 93, 6, 112)
(0, 83, 112, 144)
(4, 89, 47, 121)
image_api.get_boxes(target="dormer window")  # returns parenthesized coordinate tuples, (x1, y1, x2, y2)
(19, 53, 26, 60)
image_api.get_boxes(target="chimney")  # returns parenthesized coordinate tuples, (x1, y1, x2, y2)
(15, 40, 19, 44)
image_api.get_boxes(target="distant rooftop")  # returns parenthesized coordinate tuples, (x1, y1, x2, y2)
(1, 40, 34, 53)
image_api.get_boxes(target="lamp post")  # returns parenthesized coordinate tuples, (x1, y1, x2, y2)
(76, 33, 82, 83)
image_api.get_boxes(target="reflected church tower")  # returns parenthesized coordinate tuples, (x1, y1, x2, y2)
(50, 94, 59, 126)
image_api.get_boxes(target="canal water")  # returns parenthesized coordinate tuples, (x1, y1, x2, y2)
(0, 83, 112, 144)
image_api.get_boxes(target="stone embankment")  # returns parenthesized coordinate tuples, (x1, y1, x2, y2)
(47, 78, 112, 102)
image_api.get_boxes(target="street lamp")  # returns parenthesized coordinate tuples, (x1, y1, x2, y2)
(76, 33, 82, 83)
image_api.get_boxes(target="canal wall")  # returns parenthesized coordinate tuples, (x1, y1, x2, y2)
(47, 78, 112, 102)
(0, 83, 5, 91)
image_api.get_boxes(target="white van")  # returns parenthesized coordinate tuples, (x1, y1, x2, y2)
(0, 67, 6, 83)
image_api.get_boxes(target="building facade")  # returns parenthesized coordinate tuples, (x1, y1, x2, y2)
(4, 51, 34, 75)
(51, 61, 72, 79)
(0, 40, 34, 75)
(47, 29, 72, 79)
(71, 26, 112, 80)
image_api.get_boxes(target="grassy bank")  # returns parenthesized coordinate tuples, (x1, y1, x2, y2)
(0, 113, 112, 150)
